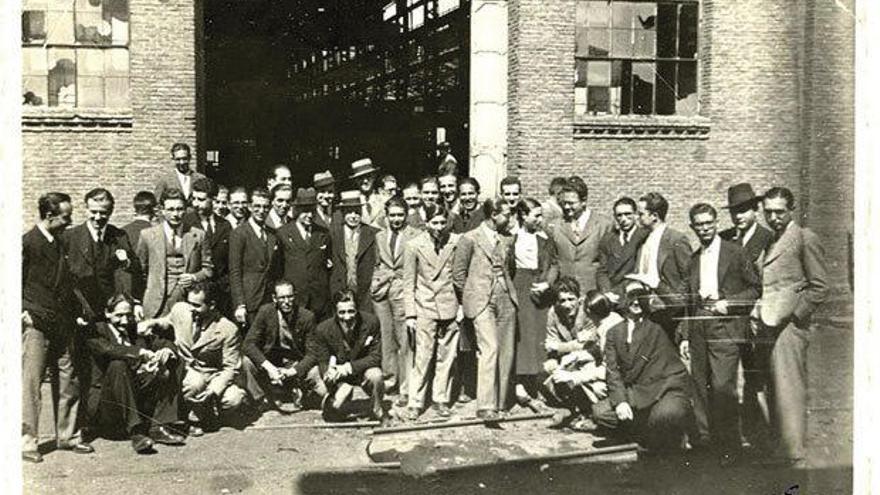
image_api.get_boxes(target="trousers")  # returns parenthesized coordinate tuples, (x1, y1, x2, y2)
(408, 318, 460, 409)
(767, 321, 810, 460)
(373, 295, 409, 392)
(593, 391, 691, 452)
(472, 281, 516, 411)
(325, 367, 385, 420)
(241, 356, 327, 402)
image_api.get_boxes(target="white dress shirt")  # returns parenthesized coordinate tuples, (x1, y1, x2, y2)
(37, 223, 55, 243)
(741, 221, 758, 247)
(514, 228, 539, 269)
(637, 224, 666, 289)
(249, 217, 266, 240)
(698, 235, 721, 300)
(163, 221, 182, 250)
(86, 221, 105, 243)
(176, 171, 192, 198)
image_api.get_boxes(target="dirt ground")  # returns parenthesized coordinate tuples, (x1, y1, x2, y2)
(23, 298, 853, 494)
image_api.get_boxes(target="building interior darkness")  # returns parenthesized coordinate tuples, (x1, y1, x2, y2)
(204, 0, 470, 190)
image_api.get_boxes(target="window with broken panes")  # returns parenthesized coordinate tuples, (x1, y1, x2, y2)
(575, 0, 698, 116)
(22, 0, 130, 108)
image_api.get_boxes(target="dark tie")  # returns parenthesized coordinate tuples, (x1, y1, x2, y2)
(304, 226, 311, 241)
(192, 313, 202, 343)
(390, 230, 399, 258)
(205, 220, 214, 239)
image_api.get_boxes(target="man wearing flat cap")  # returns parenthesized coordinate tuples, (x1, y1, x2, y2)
(329, 190, 379, 314)
(313, 171, 339, 231)
(277, 188, 332, 321)
(350, 158, 385, 227)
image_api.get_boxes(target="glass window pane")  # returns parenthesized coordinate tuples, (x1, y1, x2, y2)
(677, 61, 698, 115)
(78, 75, 104, 107)
(575, 59, 588, 88)
(576, 24, 588, 56)
(619, 60, 632, 115)
(631, 62, 654, 114)
(611, 29, 632, 57)
(575, 87, 587, 115)
(437, 0, 459, 15)
(75, 0, 110, 44)
(611, 2, 633, 29)
(78, 49, 104, 75)
(656, 3, 677, 58)
(23, 47, 48, 76)
(610, 60, 626, 114)
(587, 29, 610, 57)
(655, 61, 676, 115)
(409, 5, 424, 29)
(679, 4, 698, 58)
(46, 8, 74, 44)
(24, 0, 48, 9)
(105, 76, 129, 107)
(23, 76, 48, 106)
(587, 60, 611, 86)
(587, 86, 610, 114)
(634, 30, 655, 57)
(383, 1, 397, 20)
(48, 48, 76, 107)
(586, 1, 609, 28)
(22, 11, 47, 43)
(633, 3, 657, 29)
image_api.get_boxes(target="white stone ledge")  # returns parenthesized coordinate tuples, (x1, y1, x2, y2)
(573, 116, 711, 140)
(22, 108, 133, 132)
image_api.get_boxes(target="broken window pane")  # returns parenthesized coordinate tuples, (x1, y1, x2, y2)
(633, 3, 657, 31)
(48, 48, 76, 107)
(656, 4, 677, 58)
(588, 29, 610, 57)
(46, 6, 74, 44)
(631, 62, 654, 115)
(22, 10, 47, 43)
(679, 3, 698, 58)
(655, 61, 676, 115)
(677, 61, 698, 115)
(23, 46, 48, 105)
(588, 87, 610, 114)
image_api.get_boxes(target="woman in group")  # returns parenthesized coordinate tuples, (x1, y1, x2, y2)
(509, 198, 558, 408)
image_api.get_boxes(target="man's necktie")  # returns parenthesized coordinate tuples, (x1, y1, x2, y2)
(390, 230, 399, 258)
(192, 313, 202, 343)
(205, 220, 214, 239)
(304, 226, 311, 242)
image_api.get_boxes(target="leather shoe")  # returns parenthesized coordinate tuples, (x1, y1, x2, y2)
(187, 424, 204, 437)
(131, 434, 155, 454)
(58, 442, 94, 454)
(150, 426, 186, 446)
(476, 409, 499, 421)
(549, 409, 575, 429)
(22, 451, 43, 464)
(433, 403, 452, 418)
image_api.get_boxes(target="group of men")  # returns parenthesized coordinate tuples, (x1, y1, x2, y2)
(23, 141, 828, 470)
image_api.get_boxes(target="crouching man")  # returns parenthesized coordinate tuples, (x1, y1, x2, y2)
(312, 290, 388, 424)
(85, 293, 185, 453)
(140, 283, 246, 433)
(242, 281, 326, 414)
(592, 284, 692, 453)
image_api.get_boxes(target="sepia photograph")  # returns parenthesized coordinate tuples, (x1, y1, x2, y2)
(3, 0, 873, 493)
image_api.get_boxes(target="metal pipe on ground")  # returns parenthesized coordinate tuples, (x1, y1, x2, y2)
(370, 412, 554, 435)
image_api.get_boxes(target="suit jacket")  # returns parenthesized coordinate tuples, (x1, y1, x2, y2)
(452, 222, 518, 319)
(136, 223, 214, 318)
(372, 226, 420, 303)
(229, 222, 282, 313)
(182, 212, 232, 287)
(596, 226, 649, 295)
(604, 318, 689, 410)
(403, 231, 462, 320)
(85, 321, 176, 388)
(265, 210, 289, 233)
(720, 223, 774, 265)
(548, 211, 614, 293)
(313, 208, 340, 231)
(64, 223, 139, 321)
(154, 170, 208, 201)
(451, 207, 485, 234)
(541, 199, 564, 230)
(508, 231, 560, 307)
(683, 238, 761, 341)
(758, 222, 829, 328)
(22, 227, 76, 328)
(329, 223, 379, 312)
(277, 221, 332, 317)
(122, 219, 153, 248)
(242, 303, 318, 376)
(312, 312, 382, 378)
(406, 210, 426, 230)
(639, 227, 693, 314)
(157, 302, 242, 396)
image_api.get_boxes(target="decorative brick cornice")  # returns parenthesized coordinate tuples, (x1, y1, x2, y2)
(573, 117, 711, 140)
(22, 108, 133, 132)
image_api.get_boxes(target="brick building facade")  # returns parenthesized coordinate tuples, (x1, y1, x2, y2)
(21, 0, 853, 289)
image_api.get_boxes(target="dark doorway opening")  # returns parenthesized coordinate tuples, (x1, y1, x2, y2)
(203, 0, 470, 191)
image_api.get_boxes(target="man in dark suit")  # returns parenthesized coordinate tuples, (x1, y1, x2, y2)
(313, 171, 339, 231)
(329, 191, 378, 314)
(756, 187, 829, 468)
(593, 285, 692, 452)
(265, 183, 293, 232)
(451, 177, 485, 234)
(85, 293, 185, 453)
(277, 188, 332, 321)
(717, 182, 774, 450)
(154, 142, 207, 203)
(630, 192, 692, 344)
(597, 197, 648, 303)
(682, 203, 761, 465)
(229, 188, 282, 326)
(185, 177, 233, 317)
(65, 188, 141, 323)
(241, 281, 324, 414)
(312, 290, 387, 423)
(122, 191, 157, 248)
(22, 192, 92, 462)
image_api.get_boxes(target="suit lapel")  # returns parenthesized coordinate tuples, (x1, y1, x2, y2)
(763, 223, 796, 266)
(717, 240, 733, 286)
(356, 227, 375, 260)
(475, 226, 496, 261)
(376, 230, 393, 265)
(433, 235, 458, 279)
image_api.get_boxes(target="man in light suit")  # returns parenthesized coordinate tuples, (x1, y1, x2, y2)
(229, 188, 282, 326)
(401, 203, 462, 420)
(547, 179, 613, 294)
(137, 188, 214, 319)
(682, 203, 760, 465)
(756, 187, 828, 468)
(154, 142, 207, 202)
(140, 283, 246, 432)
(453, 198, 517, 419)
(371, 196, 421, 399)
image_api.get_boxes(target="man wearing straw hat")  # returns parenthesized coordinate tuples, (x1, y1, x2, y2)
(349, 158, 386, 227)
(313, 170, 339, 231)
(681, 203, 760, 466)
(329, 190, 379, 313)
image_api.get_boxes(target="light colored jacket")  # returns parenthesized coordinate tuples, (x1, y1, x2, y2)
(136, 223, 213, 318)
(547, 211, 613, 293)
(403, 231, 461, 320)
(452, 222, 517, 319)
(758, 222, 829, 327)
(371, 226, 420, 302)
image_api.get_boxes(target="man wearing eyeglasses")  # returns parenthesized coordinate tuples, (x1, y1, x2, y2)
(597, 197, 648, 305)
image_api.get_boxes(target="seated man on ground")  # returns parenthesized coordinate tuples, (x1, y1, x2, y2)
(542, 277, 610, 428)
(242, 281, 326, 414)
(311, 290, 389, 424)
(592, 283, 692, 453)
(140, 283, 247, 433)
(85, 293, 185, 453)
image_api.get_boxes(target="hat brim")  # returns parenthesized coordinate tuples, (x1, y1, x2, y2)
(349, 167, 379, 179)
(314, 179, 335, 188)
(722, 196, 763, 209)
(339, 200, 365, 208)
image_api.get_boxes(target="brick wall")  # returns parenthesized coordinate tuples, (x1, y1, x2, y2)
(507, 0, 854, 290)
(22, 0, 200, 228)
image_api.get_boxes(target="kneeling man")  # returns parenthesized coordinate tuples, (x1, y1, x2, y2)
(242, 281, 325, 413)
(86, 293, 185, 453)
(312, 290, 388, 423)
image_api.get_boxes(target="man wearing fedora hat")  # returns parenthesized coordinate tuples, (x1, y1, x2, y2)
(313, 171, 339, 231)
(277, 188, 332, 321)
(719, 183, 774, 265)
(329, 190, 379, 314)
(350, 158, 385, 227)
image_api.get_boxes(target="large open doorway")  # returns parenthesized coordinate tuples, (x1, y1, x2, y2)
(203, 0, 470, 190)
